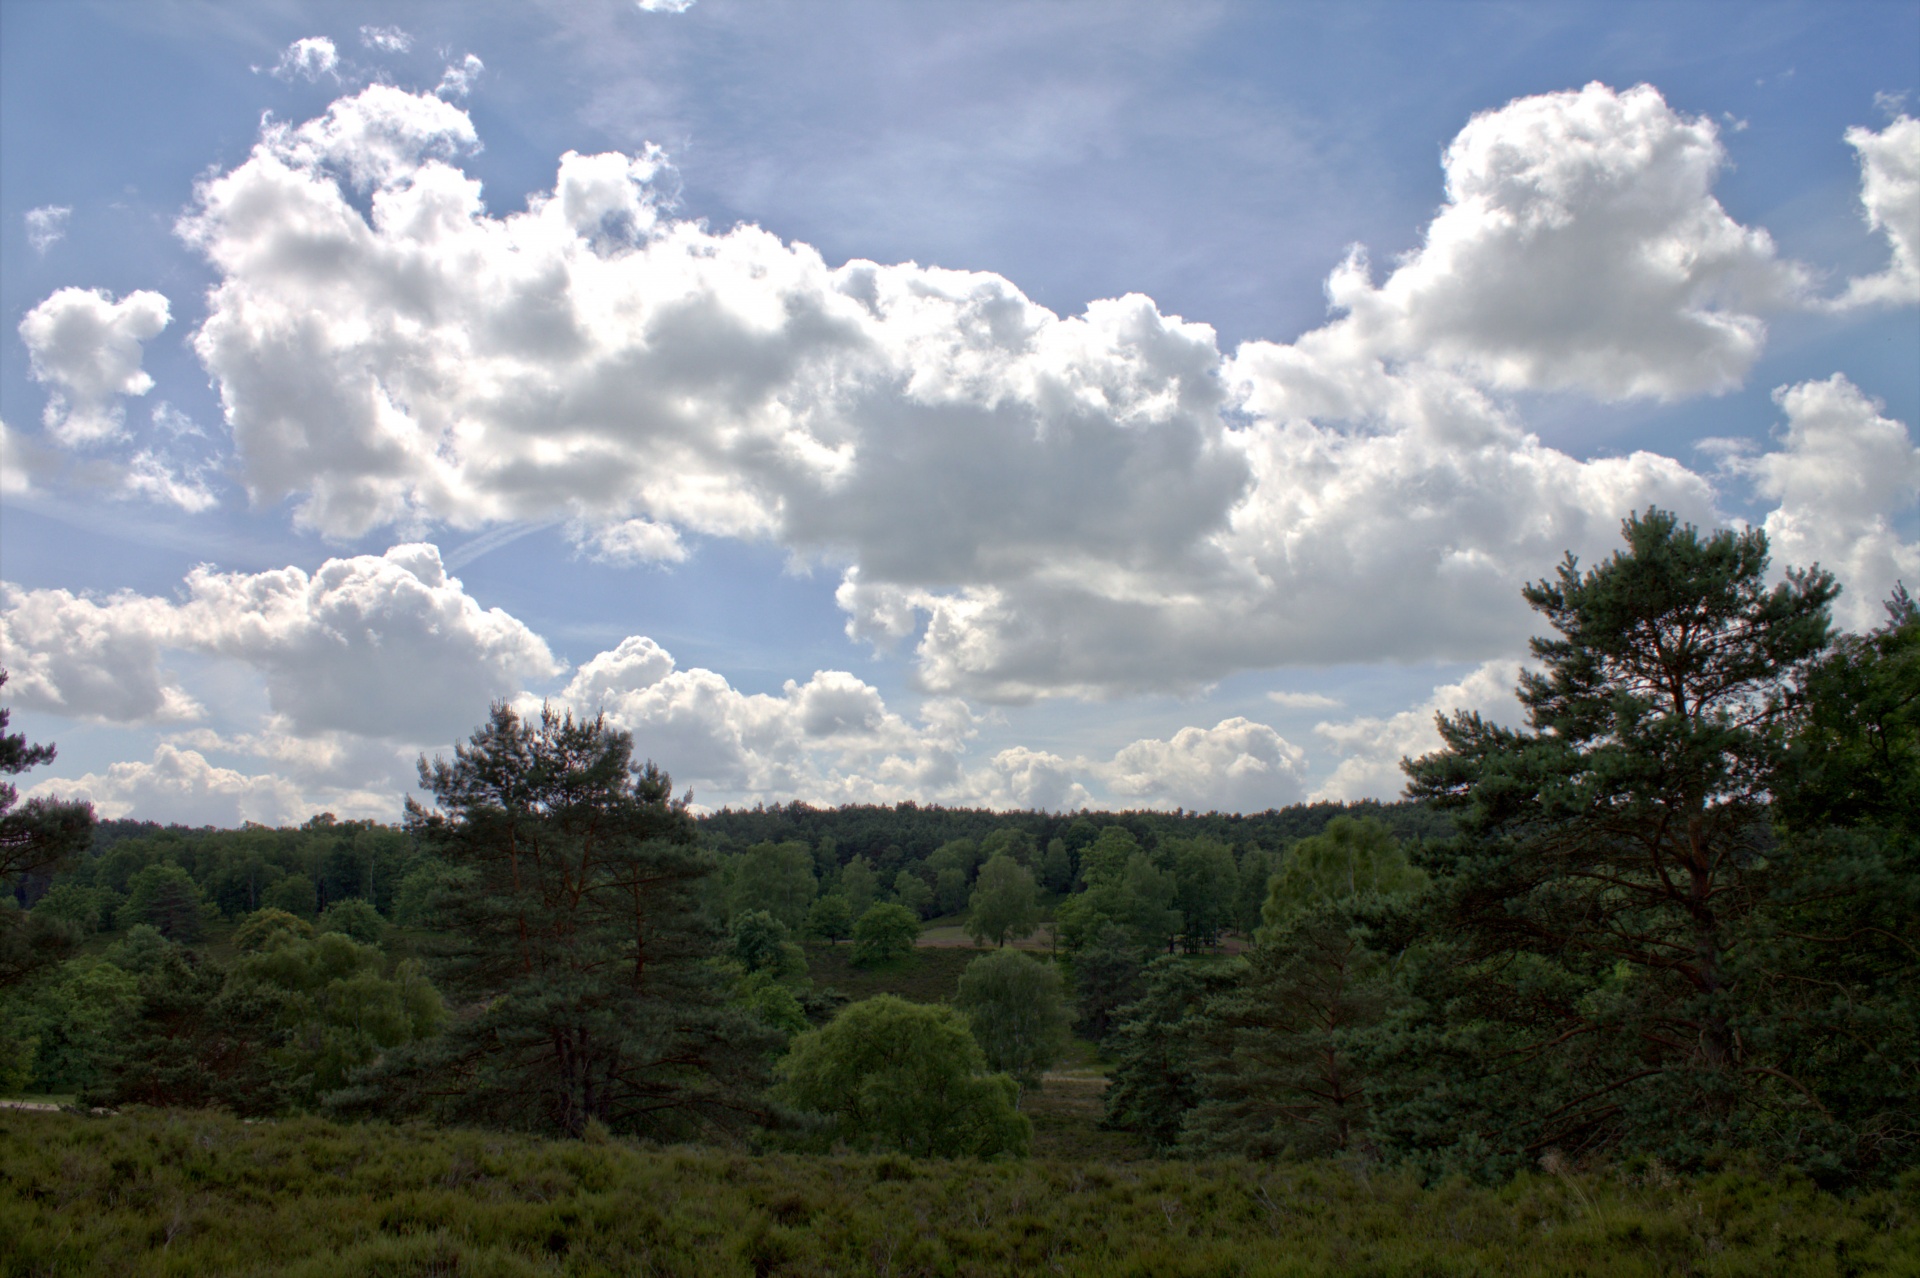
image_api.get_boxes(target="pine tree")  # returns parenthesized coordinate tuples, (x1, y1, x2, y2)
(338, 704, 777, 1138)
(1398, 509, 1841, 1169)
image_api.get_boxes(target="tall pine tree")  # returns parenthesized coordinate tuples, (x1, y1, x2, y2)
(340, 704, 776, 1138)
(1396, 509, 1841, 1171)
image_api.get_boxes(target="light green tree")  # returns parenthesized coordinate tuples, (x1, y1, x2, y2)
(850, 902, 920, 968)
(804, 893, 855, 945)
(1261, 817, 1426, 935)
(838, 855, 880, 917)
(316, 898, 385, 945)
(725, 840, 818, 930)
(966, 854, 1040, 947)
(774, 995, 1029, 1157)
(954, 947, 1070, 1088)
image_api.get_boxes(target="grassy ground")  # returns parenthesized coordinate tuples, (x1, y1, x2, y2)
(1025, 1038, 1144, 1164)
(3, 1108, 1912, 1277)
(802, 943, 979, 1005)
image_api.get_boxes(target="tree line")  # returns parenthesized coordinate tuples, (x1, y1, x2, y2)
(1, 508, 1912, 1184)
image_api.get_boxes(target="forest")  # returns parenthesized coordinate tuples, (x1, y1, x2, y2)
(1, 510, 1915, 1274)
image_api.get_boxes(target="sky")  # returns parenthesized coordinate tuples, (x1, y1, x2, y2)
(1, 0, 1916, 826)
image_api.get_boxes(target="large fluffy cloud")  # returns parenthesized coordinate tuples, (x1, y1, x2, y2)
(1835, 115, 1920, 308)
(1739, 376, 1920, 628)
(169, 81, 1816, 703)
(1323, 82, 1804, 400)
(1, 545, 559, 741)
(18, 287, 171, 446)
(1104, 717, 1307, 812)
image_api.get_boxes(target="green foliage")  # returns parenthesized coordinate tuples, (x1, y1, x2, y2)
(933, 864, 969, 915)
(891, 867, 934, 918)
(341, 704, 777, 1140)
(775, 994, 1030, 1157)
(724, 840, 818, 930)
(1102, 956, 1241, 1152)
(92, 947, 299, 1115)
(1072, 922, 1145, 1044)
(2, 955, 139, 1093)
(954, 948, 1070, 1088)
(315, 897, 385, 944)
(229, 932, 446, 1106)
(233, 907, 314, 952)
(1779, 589, 1918, 835)
(838, 855, 879, 916)
(803, 892, 854, 944)
(1260, 817, 1426, 934)
(965, 853, 1040, 947)
(727, 910, 808, 985)
(0, 1028, 32, 1094)
(122, 863, 206, 941)
(0, 901, 80, 994)
(1119, 852, 1181, 954)
(1183, 911, 1391, 1159)
(0, 670, 95, 928)
(103, 924, 175, 973)
(1056, 842, 1181, 957)
(1079, 826, 1140, 888)
(1392, 509, 1912, 1180)
(29, 882, 113, 933)
(390, 857, 448, 926)
(850, 902, 920, 968)
(1169, 837, 1237, 949)
(261, 873, 318, 919)
(4, 1109, 1913, 1276)
(1039, 836, 1075, 892)
(1233, 845, 1277, 933)
(731, 969, 811, 1040)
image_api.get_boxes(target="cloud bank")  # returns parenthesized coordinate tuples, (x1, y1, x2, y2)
(141, 79, 1912, 709)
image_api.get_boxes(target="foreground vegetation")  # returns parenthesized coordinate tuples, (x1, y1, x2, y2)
(4, 1108, 1913, 1277)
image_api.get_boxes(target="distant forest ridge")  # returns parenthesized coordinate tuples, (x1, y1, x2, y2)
(83, 798, 1452, 868)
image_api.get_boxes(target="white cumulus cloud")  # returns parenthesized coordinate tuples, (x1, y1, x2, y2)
(1102, 717, 1308, 812)
(1738, 375, 1920, 628)
(1322, 82, 1806, 401)
(272, 36, 339, 83)
(120, 82, 1904, 707)
(359, 25, 412, 53)
(436, 54, 484, 100)
(18, 287, 171, 446)
(1312, 659, 1525, 801)
(1, 545, 560, 742)
(1834, 115, 1920, 308)
(24, 205, 70, 254)
(29, 745, 313, 827)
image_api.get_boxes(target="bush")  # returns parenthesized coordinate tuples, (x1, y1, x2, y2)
(775, 995, 1029, 1157)
(850, 903, 920, 968)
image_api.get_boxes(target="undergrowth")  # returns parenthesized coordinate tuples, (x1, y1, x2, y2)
(3, 1108, 1914, 1276)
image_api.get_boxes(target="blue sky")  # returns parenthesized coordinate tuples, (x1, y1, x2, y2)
(2, 0, 1916, 824)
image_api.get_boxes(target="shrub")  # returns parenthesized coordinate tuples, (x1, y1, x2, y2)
(775, 995, 1029, 1157)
